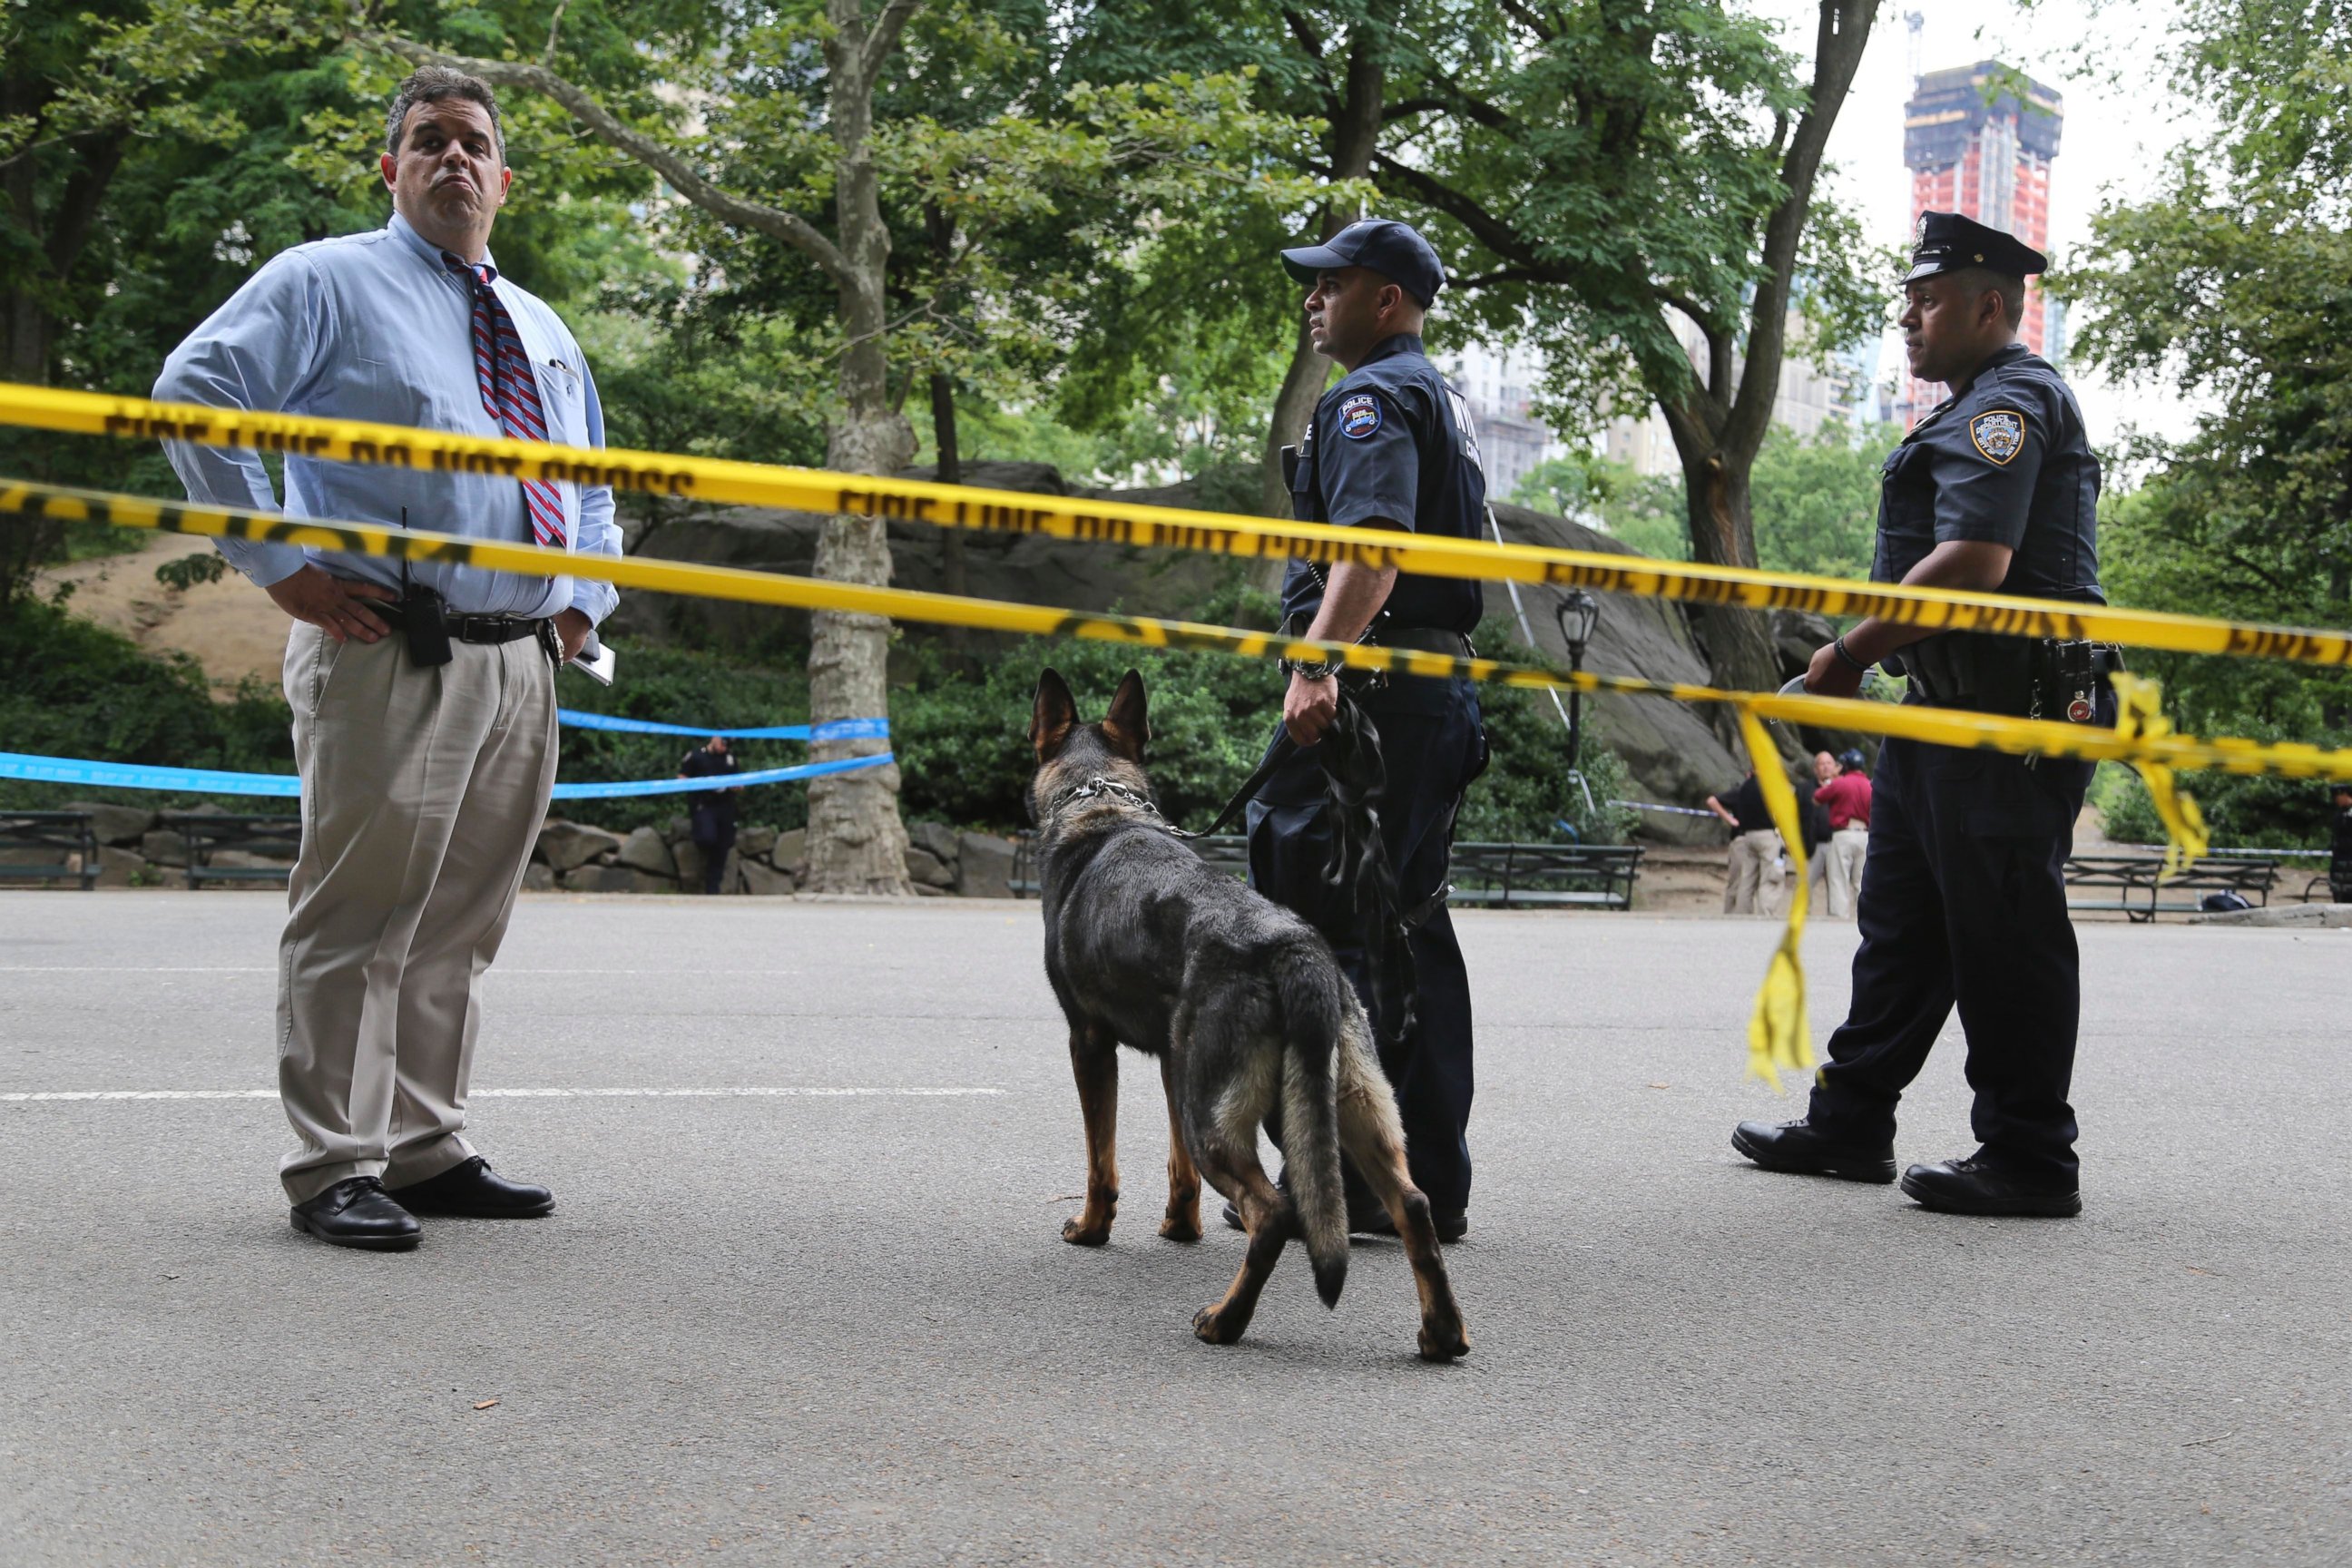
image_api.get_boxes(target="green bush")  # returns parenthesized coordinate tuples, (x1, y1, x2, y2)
(2094, 757, 2342, 853)
(892, 613, 1637, 844)
(0, 600, 294, 812)
(3, 599, 1636, 847)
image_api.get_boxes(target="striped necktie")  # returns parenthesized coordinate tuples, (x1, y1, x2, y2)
(444, 253, 566, 549)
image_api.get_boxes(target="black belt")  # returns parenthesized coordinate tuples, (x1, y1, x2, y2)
(1279, 614, 1474, 660)
(374, 598, 549, 645)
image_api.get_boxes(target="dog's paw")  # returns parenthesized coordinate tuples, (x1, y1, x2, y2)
(1416, 1318, 1471, 1362)
(1061, 1216, 1112, 1247)
(1158, 1212, 1202, 1244)
(1191, 1304, 1246, 1345)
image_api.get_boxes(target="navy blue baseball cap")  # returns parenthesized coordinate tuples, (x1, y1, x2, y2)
(1902, 211, 2047, 285)
(1279, 218, 1446, 306)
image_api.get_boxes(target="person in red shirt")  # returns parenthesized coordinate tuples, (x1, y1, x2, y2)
(1815, 749, 1873, 917)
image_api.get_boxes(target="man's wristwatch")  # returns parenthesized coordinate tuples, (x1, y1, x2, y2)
(1280, 657, 1339, 682)
(1832, 635, 1871, 673)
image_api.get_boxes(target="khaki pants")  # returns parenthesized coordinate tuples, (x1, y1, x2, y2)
(1825, 826, 1869, 918)
(276, 622, 557, 1202)
(1723, 829, 1784, 916)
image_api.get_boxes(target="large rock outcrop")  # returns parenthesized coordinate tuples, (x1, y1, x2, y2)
(607, 469, 1750, 845)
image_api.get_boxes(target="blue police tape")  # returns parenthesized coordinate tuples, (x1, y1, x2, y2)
(550, 754, 891, 799)
(1612, 799, 1719, 818)
(0, 750, 892, 799)
(556, 711, 889, 741)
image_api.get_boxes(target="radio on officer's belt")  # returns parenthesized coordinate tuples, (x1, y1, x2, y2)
(396, 514, 453, 669)
(2034, 639, 2103, 725)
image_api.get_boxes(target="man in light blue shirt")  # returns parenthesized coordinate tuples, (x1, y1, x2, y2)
(155, 66, 619, 1250)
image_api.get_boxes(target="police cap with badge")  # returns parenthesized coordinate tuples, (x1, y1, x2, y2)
(1902, 210, 2048, 286)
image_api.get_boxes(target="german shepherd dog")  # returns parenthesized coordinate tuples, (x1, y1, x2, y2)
(1027, 668, 1470, 1361)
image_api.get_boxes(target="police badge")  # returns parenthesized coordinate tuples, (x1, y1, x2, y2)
(1969, 409, 2025, 465)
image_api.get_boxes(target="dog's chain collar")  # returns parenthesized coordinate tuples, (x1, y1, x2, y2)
(1045, 775, 1173, 829)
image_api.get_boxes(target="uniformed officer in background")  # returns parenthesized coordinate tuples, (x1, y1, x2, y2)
(1223, 217, 1489, 1244)
(1734, 211, 2110, 1218)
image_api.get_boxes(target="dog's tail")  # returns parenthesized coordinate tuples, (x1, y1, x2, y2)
(1277, 946, 1352, 1309)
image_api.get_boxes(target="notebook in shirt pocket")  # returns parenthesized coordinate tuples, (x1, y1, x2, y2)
(532, 356, 585, 440)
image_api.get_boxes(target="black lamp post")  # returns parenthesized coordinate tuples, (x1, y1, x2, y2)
(1555, 589, 1600, 770)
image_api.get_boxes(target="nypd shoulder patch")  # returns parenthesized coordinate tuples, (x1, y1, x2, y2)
(1969, 408, 2026, 465)
(1338, 392, 1384, 440)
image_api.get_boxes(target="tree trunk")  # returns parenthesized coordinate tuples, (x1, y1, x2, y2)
(804, 0, 916, 897)
(1258, 313, 1328, 517)
(3, 150, 49, 385)
(1679, 439, 1783, 710)
(1256, 17, 1387, 517)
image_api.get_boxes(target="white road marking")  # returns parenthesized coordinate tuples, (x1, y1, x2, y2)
(0, 1086, 1007, 1102)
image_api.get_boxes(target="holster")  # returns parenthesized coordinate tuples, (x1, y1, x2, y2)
(397, 588, 452, 669)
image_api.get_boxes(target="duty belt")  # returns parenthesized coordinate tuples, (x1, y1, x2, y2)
(373, 598, 551, 646)
(1278, 613, 1474, 661)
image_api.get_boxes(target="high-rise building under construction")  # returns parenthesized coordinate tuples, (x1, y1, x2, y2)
(1900, 61, 2063, 425)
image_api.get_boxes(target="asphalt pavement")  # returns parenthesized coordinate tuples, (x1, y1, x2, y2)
(3, 891, 2346, 1566)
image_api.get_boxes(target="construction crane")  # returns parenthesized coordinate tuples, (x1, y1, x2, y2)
(1906, 9, 1926, 83)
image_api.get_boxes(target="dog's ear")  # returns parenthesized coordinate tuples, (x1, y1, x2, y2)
(1029, 668, 1079, 760)
(1101, 668, 1150, 761)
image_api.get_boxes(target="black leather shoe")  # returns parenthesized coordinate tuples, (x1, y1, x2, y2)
(1901, 1156, 2081, 1218)
(1732, 1118, 1896, 1183)
(289, 1177, 421, 1250)
(387, 1156, 554, 1218)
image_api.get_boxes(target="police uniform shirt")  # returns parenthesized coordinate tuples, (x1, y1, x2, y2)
(1282, 333, 1487, 635)
(1876, 342, 2102, 603)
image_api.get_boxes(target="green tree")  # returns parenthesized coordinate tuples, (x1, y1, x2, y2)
(1750, 418, 1897, 582)
(2052, 0, 2352, 740)
(1371, 0, 1887, 698)
(1509, 450, 1690, 561)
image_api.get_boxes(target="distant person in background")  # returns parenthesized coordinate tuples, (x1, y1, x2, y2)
(2330, 782, 2352, 904)
(1816, 749, 1875, 918)
(677, 735, 741, 895)
(1707, 767, 1782, 916)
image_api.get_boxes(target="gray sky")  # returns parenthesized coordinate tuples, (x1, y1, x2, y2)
(1762, 0, 2205, 441)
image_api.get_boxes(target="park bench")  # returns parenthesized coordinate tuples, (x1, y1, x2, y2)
(1445, 841, 1645, 911)
(1012, 831, 1644, 911)
(163, 812, 301, 890)
(2063, 852, 2278, 922)
(0, 810, 99, 890)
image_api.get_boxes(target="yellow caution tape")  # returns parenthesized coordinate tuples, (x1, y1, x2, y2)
(2112, 671, 2211, 877)
(9, 478, 2350, 785)
(1740, 707, 1816, 1088)
(14, 477, 2347, 1083)
(5, 379, 2351, 669)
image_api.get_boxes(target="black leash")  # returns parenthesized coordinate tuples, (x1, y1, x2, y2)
(1310, 695, 1420, 1053)
(1164, 731, 1297, 840)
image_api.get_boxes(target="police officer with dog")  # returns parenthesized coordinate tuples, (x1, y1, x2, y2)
(1734, 211, 2109, 1218)
(1228, 218, 1488, 1245)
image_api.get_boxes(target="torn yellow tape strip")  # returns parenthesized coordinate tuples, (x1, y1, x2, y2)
(10, 478, 2348, 780)
(1738, 707, 1816, 1090)
(5, 380, 2350, 668)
